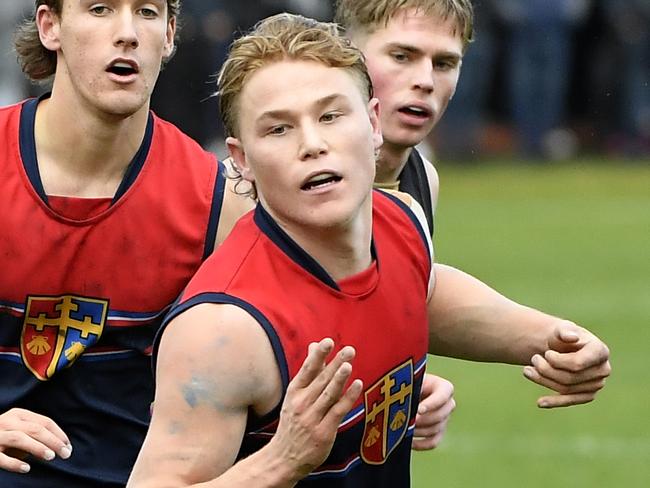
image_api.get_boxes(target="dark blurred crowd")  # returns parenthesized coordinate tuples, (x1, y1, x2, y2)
(436, 0, 649, 160)
(1, 0, 648, 160)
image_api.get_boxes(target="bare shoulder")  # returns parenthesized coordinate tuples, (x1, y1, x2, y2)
(157, 303, 280, 409)
(378, 188, 413, 207)
(129, 303, 281, 486)
(377, 188, 429, 228)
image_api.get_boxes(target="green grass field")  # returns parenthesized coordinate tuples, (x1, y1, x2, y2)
(411, 161, 650, 488)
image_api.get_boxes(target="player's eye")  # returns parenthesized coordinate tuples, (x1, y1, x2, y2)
(89, 5, 110, 15)
(320, 112, 341, 123)
(434, 58, 460, 71)
(139, 7, 159, 18)
(268, 125, 287, 136)
(391, 51, 409, 63)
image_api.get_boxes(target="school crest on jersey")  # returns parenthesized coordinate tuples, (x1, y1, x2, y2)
(20, 295, 109, 381)
(361, 359, 413, 465)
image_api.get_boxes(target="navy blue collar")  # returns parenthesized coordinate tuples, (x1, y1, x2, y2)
(19, 93, 154, 205)
(253, 204, 377, 291)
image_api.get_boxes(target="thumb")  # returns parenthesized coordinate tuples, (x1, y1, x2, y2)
(548, 322, 581, 353)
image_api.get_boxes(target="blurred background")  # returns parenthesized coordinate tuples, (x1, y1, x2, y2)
(1, 1, 648, 487)
(2, 0, 648, 160)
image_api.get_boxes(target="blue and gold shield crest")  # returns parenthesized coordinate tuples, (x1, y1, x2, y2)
(20, 295, 109, 381)
(361, 359, 413, 464)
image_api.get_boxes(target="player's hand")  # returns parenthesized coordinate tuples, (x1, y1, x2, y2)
(268, 338, 363, 481)
(523, 321, 611, 408)
(412, 374, 455, 450)
(0, 408, 73, 473)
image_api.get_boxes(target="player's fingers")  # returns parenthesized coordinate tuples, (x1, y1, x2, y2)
(415, 398, 455, 429)
(1, 409, 70, 447)
(413, 418, 447, 439)
(312, 353, 356, 416)
(314, 362, 352, 413)
(0, 428, 71, 464)
(305, 345, 355, 401)
(418, 376, 454, 413)
(0, 415, 72, 462)
(530, 354, 610, 385)
(411, 430, 446, 451)
(322, 378, 363, 428)
(523, 365, 607, 397)
(290, 339, 334, 389)
(544, 345, 611, 375)
(0, 451, 31, 474)
(536, 392, 598, 409)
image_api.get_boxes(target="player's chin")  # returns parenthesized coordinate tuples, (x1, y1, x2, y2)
(386, 129, 429, 151)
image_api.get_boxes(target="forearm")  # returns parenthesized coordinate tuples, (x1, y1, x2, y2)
(199, 444, 301, 488)
(427, 264, 558, 364)
(128, 443, 301, 488)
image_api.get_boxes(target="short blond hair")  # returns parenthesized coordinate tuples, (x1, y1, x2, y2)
(217, 12, 373, 139)
(335, 0, 474, 50)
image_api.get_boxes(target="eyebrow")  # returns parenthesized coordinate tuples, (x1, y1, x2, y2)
(256, 94, 347, 123)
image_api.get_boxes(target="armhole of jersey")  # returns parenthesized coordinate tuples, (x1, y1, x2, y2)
(409, 197, 436, 300)
(202, 160, 227, 260)
(378, 190, 435, 299)
(407, 149, 434, 235)
(420, 153, 439, 218)
(153, 292, 290, 393)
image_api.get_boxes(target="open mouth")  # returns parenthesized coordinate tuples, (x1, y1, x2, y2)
(398, 105, 432, 119)
(301, 173, 343, 191)
(106, 61, 139, 77)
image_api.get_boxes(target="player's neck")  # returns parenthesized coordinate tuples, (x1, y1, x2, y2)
(274, 201, 374, 282)
(34, 88, 150, 198)
(375, 141, 412, 185)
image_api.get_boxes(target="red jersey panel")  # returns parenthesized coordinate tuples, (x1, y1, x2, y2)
(0, 97, 225, 487)
(160, 191, 431, 487)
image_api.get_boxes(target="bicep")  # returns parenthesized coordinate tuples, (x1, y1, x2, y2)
(128, 304, 269, 487)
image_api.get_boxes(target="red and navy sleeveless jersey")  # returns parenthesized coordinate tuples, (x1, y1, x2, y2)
(159, 190, 431, 487)
(0, 97, 226, 487)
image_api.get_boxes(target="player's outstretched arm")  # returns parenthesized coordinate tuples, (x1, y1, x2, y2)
(127, 303, 361, 488)
(0, 409, 72, 474)
(427, 264, 610, 407)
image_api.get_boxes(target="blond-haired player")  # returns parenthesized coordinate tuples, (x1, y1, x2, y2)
(128, 13, 610, 488)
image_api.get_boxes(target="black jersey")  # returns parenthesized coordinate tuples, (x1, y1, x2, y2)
(398, 149, 434, 235)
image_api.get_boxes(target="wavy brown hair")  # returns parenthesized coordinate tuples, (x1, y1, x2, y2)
(14, 0, 181, 82)
(335, 0, 474, 51)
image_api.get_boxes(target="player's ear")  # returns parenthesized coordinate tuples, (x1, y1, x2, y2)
(36, 5, 62, 53)
(226, 137, 255, 183)
(368, 97, 383, 151)
(163, 15, 176, 59)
